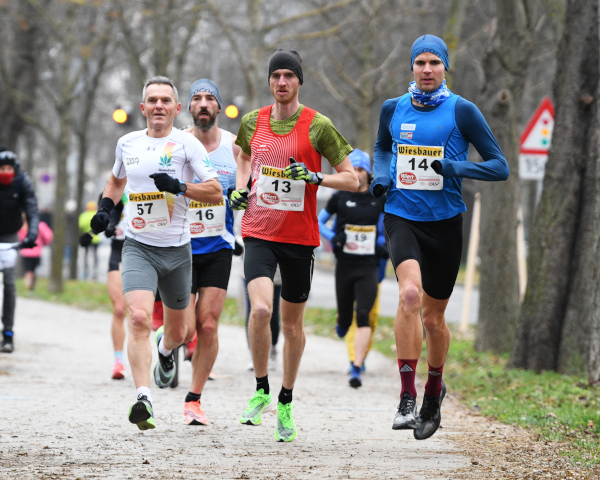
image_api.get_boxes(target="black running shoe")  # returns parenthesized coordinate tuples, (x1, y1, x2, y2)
(1, 335, 13, 353)
(414, 380, 446, 440)
(392, 392, 417, 430)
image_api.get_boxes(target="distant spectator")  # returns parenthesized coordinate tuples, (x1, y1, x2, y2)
(78, 200, 101, 280)
(18, 216, 54, 291)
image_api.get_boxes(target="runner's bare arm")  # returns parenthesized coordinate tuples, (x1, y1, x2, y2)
(235, 150, 252, 190)
(102, 174, 127, 205)
(320, 157, 358, 192)
(184, 178, 223, 204)
(231, 135, 242, 162)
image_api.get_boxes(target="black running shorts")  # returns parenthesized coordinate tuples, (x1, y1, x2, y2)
(384, 213, 463, 300)
(243, 237, 315, 304)
(191, 248, 233, 292)
(108, 239, 124, 272)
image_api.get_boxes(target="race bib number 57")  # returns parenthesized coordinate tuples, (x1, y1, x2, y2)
(396, 145, 444, 190)
(128, 192, 171, 233)
(256, 165, 305, 211)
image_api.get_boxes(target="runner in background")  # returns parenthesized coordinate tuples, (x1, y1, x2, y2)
(18, 216, 53, 292)
(0, 148, 39, 354)
(105, 195, 128, 379)
(178, 78, 241, 426)
(317, 149, 386, 389)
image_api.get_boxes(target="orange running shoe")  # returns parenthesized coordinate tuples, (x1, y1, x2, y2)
(183, 399, 208, 425)
(112, 361, 126, 380)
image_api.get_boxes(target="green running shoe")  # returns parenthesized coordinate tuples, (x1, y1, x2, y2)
(239, 389, 272, 425)
(128, 394, 156, 430)
(153, 325, 176, 389)
(274, 402, 297, 442)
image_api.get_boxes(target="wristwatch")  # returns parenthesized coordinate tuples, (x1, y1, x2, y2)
(315, 172, 324, 185)
(179, 182, 187, 195)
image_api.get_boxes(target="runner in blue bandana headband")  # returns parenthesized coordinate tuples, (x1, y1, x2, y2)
(371, 34, 509, 440)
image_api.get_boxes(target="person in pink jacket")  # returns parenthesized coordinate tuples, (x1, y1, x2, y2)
(18, 219, 54, 291)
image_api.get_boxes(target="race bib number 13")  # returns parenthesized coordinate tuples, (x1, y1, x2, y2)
(396, 145, 444, 190)
(256, 165, 305, 211)
(128, 192, 171, 233)
(188, 198, 226, 238)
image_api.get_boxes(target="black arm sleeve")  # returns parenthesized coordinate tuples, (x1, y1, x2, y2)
(108, 201, 124, 228)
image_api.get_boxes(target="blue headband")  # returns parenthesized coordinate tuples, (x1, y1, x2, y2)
(188, 79, 223, 110)
(410, 34, 449, 71)
(349, 149, 371, 174)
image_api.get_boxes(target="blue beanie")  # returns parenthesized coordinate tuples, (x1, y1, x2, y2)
(349, 149, 371, 174)
(410, 34, 449, 71)
(188, 79, 223, 111)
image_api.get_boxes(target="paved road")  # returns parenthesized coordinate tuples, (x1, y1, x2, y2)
(40, 244, 480, 325)
(0, 298, 472, 479)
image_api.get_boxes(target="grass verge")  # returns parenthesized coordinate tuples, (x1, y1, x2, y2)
(18, 279, 599, 468)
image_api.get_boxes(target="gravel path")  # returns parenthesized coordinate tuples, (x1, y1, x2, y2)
(0, 298, 476, 479)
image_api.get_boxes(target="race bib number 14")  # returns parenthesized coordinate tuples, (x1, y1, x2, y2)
(396, 145, 444, 190)
(256, 165, 305, 211)
(128, 192, 171, 233)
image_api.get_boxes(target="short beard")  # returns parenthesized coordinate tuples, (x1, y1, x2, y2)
(193, 112, 217, 132)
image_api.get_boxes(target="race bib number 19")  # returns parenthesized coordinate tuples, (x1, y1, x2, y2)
(128, 192, 171, 233)
(343, 225, 376, 255)
(256, 166, 305, 211)
(396, 145, 444, 190)
(188, 198, 226, 238)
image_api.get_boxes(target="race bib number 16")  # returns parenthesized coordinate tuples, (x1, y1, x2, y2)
(396, 145, 444, 190)
(128, 192, 171, 233)
(187, 198, 226, 238)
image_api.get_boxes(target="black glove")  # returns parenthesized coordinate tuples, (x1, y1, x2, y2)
(370, 177, 392, 198)
(149, 173, 182, 194)
(79, 232, 94, 247)
(105, 224, 117, 238)
(20, 235, 37, 249)
(233, 240, 244, 256)
(376, 244, 389, 260)
(229, 189, 249, 210)
(90, 197, 115, 234)
(431, 160, 443, 174)
(331, 231, 346, 254)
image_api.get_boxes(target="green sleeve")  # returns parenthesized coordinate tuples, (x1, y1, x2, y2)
(235, 110, 260, 156)
(309, 113, 353, 168)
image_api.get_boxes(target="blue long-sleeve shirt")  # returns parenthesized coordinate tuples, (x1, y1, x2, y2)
(373, 94, 508, 221)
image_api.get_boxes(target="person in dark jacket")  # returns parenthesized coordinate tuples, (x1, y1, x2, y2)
(0, 148, 39, 353)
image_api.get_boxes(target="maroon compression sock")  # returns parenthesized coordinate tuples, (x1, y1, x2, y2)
(398, 359, 418, 398)
(424, 362, 445, 397)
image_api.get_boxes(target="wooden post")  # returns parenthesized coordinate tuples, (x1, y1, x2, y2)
(516, 204, 527, 302)
(460, 192, 481, 333)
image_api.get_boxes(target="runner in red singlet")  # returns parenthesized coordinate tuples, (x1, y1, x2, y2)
(231, 49, 358, 442)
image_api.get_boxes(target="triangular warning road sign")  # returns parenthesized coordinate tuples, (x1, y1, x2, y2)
(520, 97, 554, 154)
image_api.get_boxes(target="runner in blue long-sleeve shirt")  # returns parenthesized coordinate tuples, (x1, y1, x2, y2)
(370, 34, 509, 440)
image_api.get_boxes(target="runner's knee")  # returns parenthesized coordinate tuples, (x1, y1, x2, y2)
(129, 308, 151, 335)
(399, 284, 421, 312)
(250, 301, 273, 324)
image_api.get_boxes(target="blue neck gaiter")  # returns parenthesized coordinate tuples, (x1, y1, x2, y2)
(408, 80, 451, 106)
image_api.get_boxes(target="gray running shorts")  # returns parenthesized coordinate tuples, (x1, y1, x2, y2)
(121, 238, 192, 310)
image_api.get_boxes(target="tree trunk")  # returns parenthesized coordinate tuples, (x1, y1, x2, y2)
(511, 0, 599, 380)
(476, 0, 535, 353)
(0, 1, 42, 149)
